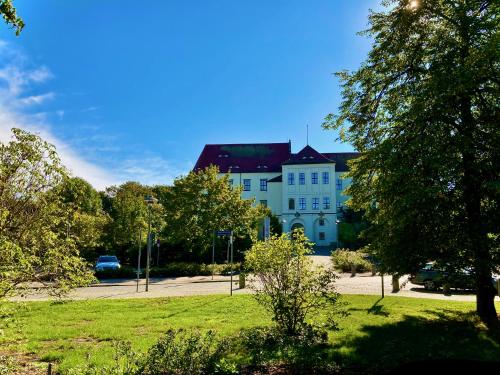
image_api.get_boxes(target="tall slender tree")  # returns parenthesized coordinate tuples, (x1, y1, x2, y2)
(325, 0, 499, 323)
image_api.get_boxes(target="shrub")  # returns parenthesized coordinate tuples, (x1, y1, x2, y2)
(245, 230, 344, 336)
(331, 249, 371, 273)
(68, 330, 233, 375)
(238, 325, 337, 372)
(139, 329, 230, 375)
(149, 262, 241, 278)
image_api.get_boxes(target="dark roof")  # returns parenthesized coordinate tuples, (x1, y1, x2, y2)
(193, 143, 291, 173)
(322, 152, 360, 172)
(283, 145, 333, 165)
(268, 175, 282, 183)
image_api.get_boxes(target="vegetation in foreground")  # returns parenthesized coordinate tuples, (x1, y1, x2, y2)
(1, 295, 499, 374)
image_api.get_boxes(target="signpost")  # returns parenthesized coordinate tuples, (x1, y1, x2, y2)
(136, 230, 142, 293)
(216, 230, 234, 295)
(156, 239, 161, 266)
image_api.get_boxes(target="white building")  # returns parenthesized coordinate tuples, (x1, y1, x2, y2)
(194, 142, 359, 246)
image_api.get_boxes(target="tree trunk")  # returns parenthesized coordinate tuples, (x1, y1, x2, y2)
(460, 96, 498, 324)
(391, 275, 400, 293)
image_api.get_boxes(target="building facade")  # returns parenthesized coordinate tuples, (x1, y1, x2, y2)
(194, 142, 359, 246)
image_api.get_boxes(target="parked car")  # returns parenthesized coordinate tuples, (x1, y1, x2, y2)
(410, 262, 498, 292)
(95, 255, 121, 272)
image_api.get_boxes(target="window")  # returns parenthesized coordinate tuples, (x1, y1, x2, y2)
(336, 179, 343, 190)
(228, 179, 233, 186)
(288, 172, 295, 185)
(319, 232, 326, 241)
(299, 197, 306, 210)
(312, 197, 319, 210)
(319, 218, 325, 226)
(311, 172, 318, 184)
(299, 172, 305, 185)
(260, 200, 267, 207)
(323, 197, 331, 209)
(337, 202, 342, 210)
(288, 198, 295, 210)
(243, 179, 251, 191)
(260, 178, 268, 191)
(322, 172, 329, 184)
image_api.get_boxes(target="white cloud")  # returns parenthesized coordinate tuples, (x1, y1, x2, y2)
(0, 40, 190, 190)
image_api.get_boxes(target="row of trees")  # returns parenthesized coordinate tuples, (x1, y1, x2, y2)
(0, 128, 268, 299)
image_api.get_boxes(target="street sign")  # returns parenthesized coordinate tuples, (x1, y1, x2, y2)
(216, 230, 232, 237)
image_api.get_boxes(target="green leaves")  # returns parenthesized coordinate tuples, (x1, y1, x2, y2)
(163, 166, 265, 257)
(325, 0, 500, 320)
(246, 231, 343, 335)
(0, 128, 94, 299)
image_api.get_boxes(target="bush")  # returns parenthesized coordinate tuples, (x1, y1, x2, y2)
(94, 263, 242, 280)
(149, 262, 241, 278)
(68, 330, 234, 375)
(139, 329, 230, 375)
(238, 325, 336, 372)
(331, 249, 371, 273)
(245, 230, 344, 336)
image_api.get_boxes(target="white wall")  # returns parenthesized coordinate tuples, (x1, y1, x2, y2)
(281, 163, 337, 246)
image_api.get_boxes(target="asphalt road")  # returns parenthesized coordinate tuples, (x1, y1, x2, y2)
(12, 252, 500, 302)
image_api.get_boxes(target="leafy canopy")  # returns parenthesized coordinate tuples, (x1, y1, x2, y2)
(324, 0, 499, 321)
(163, 166, 266, 257)
(0, 129, 94, 299)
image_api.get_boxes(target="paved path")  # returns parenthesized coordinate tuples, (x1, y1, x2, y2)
(13, 272, 499, 302)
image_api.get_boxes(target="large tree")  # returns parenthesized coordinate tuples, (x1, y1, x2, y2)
(163, 166, 266, 258)
(56, 177, 111, 261)
(0, 129, 94, 298)
(324, 0, 499, 323)
(103, 181, 164, 262)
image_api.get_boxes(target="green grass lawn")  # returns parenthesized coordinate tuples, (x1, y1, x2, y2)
(1, 295, 500, 373)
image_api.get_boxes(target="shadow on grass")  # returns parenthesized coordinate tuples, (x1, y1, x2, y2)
(329, 309, 500, 374)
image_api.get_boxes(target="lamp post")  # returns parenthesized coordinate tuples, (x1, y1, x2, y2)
(144, 195, 157, 292)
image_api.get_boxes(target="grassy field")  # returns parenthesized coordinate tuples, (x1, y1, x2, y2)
(1, 295, 500, 373)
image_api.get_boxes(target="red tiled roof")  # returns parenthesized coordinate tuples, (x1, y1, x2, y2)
(193, 143, 291, 173)
(283, 145, 333, 165)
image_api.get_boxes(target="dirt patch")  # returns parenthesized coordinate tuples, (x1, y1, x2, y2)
(0, 350, 46, 375)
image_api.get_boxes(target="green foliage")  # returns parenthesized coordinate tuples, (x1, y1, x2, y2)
(69, 330, 231, 375)
(163, 166, 266, 258)
(331, 249, 371, 273)
(245, 230, 343, 335)
(0, 0, 24, 35)
(238, 325, 333, 371)
(56, 177, 111, 261)
(104, 182, 164, 261)
(139, 329, 229, 375)
(149, 262, 241, 278)
(0, 128, 94, 299)
(324, 0, 500, 321)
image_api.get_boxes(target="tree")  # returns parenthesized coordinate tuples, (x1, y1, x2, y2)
(104, 182, 164, 262)
(245, 230, 342, 335)
(0, 129, 94, 299)
(163, 166, 266, 259)
(56, 177, 110, 261)
(324, 0, 499, 323)
(338, 208, 369, 249)
(0, 0, 24, 35)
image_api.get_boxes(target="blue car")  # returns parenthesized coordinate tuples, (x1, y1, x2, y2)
(95, 255, 121, 272)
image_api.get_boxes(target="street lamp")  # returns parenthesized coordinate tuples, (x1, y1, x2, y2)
(144, 195, 157, 292)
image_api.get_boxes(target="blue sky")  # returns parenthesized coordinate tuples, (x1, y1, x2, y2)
(0, 0, 380, 189)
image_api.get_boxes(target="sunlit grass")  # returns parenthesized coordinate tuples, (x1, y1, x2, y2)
(2, 295, 499, 373)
